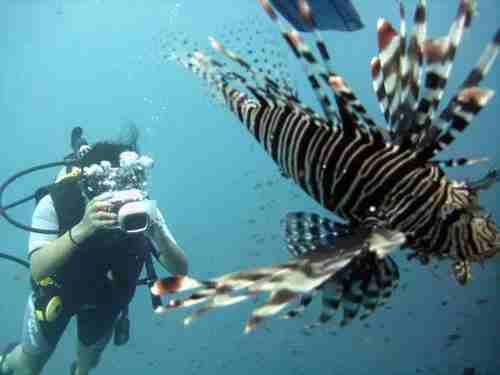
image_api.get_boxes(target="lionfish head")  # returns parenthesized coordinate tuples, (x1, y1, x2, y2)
(443, 206, 498, 285)
(454, 206, 499, 262)
(473, 208, 498, 256)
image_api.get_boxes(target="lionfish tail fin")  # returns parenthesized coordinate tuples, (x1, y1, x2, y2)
(152, 228, 405, 332)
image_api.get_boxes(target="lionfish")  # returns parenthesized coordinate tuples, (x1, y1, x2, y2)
(152, 0, 500, 333)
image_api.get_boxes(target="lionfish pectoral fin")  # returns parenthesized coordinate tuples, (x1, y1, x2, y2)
(304, 249, 402, 330)
(151, 225, 404, 333)
(365, 227, 406, 258)
(283, 211, 352, 257)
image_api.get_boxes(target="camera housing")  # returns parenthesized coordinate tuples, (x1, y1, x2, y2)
(81, 152, 156, 234)
(108, 189, 157, 234)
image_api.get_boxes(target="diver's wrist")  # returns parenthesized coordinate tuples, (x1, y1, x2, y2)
(70, 222, 92, 245)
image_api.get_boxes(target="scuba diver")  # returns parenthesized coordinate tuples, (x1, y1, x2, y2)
(0, 127, 189, 375)
(269, 0, 364, 32)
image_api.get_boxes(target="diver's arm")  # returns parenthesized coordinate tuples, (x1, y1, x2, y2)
(147, 210, 188, 276)
(30, 223, 92, 282)
(30, 193, 117, 282)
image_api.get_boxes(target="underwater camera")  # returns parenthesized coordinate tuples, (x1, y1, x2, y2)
(82, 151, 156, 234)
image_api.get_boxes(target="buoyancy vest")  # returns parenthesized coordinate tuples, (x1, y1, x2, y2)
(33, 177, 150, 315)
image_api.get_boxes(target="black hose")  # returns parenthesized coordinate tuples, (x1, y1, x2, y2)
(0, 161, 71, 234)
(0, 252, 30, 269)
(144, 251, 162, 310)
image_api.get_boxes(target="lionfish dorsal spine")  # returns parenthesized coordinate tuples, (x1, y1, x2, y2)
(413, 0, 474, 145)
(208, 36, 301, 109)
(260, 0, 340, 128)
(423, 28, 500, 157)
(397, 0, 410, 113)
(405, 0, 427, 114)
(297, 0, 380, 133)
(262, 0, 385, 136)
(376, 17, 404, 134)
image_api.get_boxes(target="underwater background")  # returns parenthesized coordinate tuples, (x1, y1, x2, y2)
(1, 0, 499, 374)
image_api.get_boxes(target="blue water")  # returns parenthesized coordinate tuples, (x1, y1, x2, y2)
(1, 1, 499, 374)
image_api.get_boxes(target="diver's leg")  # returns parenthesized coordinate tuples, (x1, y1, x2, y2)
(1, 345, 48, 375)
(73, 329, 113, 375)
(73, 307, 116, 375)
(2, 294, 69, 375)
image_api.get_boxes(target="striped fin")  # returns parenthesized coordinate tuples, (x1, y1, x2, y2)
(328, 76, 380, 135)
(371, 56, 391, 123)
(305, 279, 344, 328)
(397, 1, 410, 109)
(183, 293, 255, 326)
(151, 228, 405, 333)
(414, 36, 451, 131)
(191, 45, 324, 123)
(152, 254, 349, 332)
(178, 44, 313, 122)
(385, 0, 427, 144)
(423, 29, 500, 156)
(260, 0, 339, 128)
(405, 0, 427, 115)
(187, 50, 286, 115)
(208, 36, 299, 107)
(303, 253, 400, 330)
(373, 1, 414, 142)
(281, 291, 317, 320)
(358, 272, 382, 320)
(377, 18, 403, 133)
(413, 0, 476, 143)
(284, 212, 351, 257)
(457, 28, 500, 89)
(261, 0, 381, 134)
(297, 0, 379, 132)
(431, 87, 495, 154)
(431, 157, 488, 169)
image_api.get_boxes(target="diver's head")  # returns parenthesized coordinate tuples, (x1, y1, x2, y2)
(77, 140, 155, 233)
(79, 141, 134, 169)
(77, 139, 154, 200)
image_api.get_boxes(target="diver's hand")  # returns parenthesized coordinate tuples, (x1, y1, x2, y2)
(72, 192, 118, 243)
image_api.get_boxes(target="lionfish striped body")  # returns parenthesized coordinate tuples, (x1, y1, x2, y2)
(153, 0, 500, 332)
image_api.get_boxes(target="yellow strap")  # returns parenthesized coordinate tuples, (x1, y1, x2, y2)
(55, 168, 81, 183)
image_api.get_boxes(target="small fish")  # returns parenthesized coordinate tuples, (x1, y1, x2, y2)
(448, 333, 461, 341)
